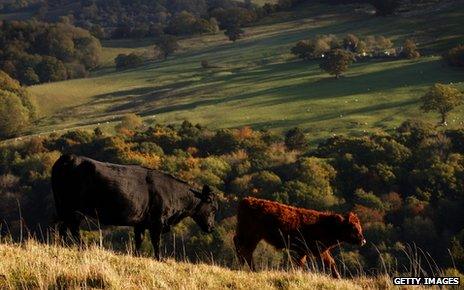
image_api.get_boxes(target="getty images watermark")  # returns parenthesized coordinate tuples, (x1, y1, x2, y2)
(393, 277, 460, 286)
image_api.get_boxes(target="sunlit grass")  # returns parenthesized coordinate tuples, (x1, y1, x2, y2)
(0, 240, 425, 289)
(25, 2, 464, 142)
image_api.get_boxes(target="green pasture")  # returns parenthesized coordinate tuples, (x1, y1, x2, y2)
(28, 2, 464, 141)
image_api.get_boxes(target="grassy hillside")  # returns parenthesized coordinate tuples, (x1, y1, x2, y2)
(0, 241, 412, 289)
(26, 1, 464, 141)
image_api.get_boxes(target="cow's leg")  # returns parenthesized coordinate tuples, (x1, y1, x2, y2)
(234, 234, 259, 271)
(58, 222, 68, 244)
(134, 225, 145, 255)
(291, 252, 307, 269)
(68, 219, 81, 246)
(149, 225, 162, 260)
(317, 251, 340, 279)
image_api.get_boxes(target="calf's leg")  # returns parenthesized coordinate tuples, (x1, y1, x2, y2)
(58, 222, 68, 244)
(233, 234, 259, 271)
(68, 220, 81, 245)
(291, 252, 307, 269)
(58, 214, 81, 246)
(318, 251, 340, 279)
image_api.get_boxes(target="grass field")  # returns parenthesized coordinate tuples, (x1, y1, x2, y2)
(0, 241, 421, 289)
(26, 1, 464, 142)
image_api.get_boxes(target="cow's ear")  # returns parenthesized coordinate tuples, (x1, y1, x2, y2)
(201, 185, 213, 202)
(345, 212, 359, 224)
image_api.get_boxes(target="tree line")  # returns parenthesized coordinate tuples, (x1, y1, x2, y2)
(0, 19, 102, 85)
(1, 116, 464, 274)
(291, 33, 464, 79)
(3, 0, 273, 40)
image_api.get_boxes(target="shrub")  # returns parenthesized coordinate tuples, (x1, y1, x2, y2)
(116, 114, 144, 133)
(284, 127, 307, 151)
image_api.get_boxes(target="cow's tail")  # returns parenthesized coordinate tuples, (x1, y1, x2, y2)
(51, 154, 77, 220)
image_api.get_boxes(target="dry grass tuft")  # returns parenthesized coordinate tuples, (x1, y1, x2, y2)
(0, 241, 431, 289)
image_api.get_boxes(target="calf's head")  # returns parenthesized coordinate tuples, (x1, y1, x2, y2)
(340, 212, 366, 246)
(192, 185, 218, 233)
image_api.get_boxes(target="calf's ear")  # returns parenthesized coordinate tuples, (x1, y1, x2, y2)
(345, 212, 359, 224)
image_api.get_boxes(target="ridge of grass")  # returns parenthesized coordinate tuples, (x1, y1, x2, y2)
(0, 241, 406, 289)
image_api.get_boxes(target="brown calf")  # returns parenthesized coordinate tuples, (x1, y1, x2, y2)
(233, 197, 366, 278)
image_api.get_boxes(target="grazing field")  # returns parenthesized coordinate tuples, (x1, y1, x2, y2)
(0, 241, 419, 289)
(28, 1, 464, 141)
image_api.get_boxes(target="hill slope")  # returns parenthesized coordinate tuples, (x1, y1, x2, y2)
(0, 241, 399, 289)
(25, 1, 464, 141)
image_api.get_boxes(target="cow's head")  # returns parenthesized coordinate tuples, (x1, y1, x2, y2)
(341, 212, 366, 246)
(192, 185, 217, 233)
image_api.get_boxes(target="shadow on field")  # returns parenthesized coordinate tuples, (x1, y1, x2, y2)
(247, 98, 420, 131)
(44, 52, 460, 132)
(141, 58, 458, 116)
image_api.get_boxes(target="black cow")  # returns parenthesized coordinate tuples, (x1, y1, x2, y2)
(51, 154, 217, 259)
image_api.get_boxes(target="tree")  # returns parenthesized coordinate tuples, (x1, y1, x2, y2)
(343, 34, 360, 52)
(444, 45, 464, 67)
(224, 25, 244, 42)
(420, 83, 463, 125)
(22, 67, 40, 85)
(401, 39, 420, 59)
(155, 35, 180, 60)
(291, 41, 313, 60)
(369, 0, 400, 16)
(319, 49, 355, 78)
(215, 7, 250, 42)
(0, 70, 36, 118)
(36, 56, 68, 82)
(285, 127, 307, 151)
(166, 11, 199, 35)
(0, 90, 30, 139)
